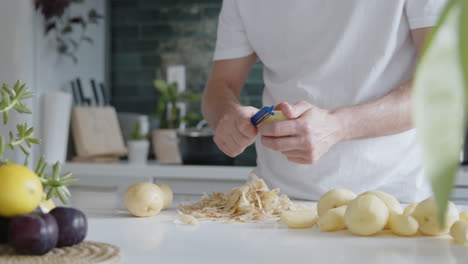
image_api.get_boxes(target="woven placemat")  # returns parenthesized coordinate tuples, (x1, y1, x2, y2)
(0, 241, 120, 264)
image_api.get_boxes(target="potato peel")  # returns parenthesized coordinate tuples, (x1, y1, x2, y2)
(178, 174, 305, 222)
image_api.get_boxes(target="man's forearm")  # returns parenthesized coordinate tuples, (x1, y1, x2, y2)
(202, 80, 242, 129)
(332, 80, 413, 142)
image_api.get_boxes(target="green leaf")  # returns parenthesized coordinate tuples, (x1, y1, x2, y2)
(20, 92, 34, 100)
(0, 90, 10, 110)
(15, 81, 26, 96)
(0, 136, 5, 158)
(56, 187, 68, 204)
(1, 84, 14, 97)
(25, 127, 34, 137)
(46, 187, 54, 200)
(168, 82, 178, 99)
(154, 80, 170, 97)
(18, 145, 29, 156)
(12, 81, 20, 93)
(179, 92, 201, 102)
(17, 124, 25, 137)
(413, 0, 464, 225)
(13, 102, 32, 114)
(3, 111, 8, 125)
(52, 162, 61, 181)
(35, 156, 45, 174)
(27, 137, 41, 145)
(23, 154, 29, 167)
(461, 0, 468, 92)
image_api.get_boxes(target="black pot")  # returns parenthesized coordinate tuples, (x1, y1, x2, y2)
(177, 124, 234, 166)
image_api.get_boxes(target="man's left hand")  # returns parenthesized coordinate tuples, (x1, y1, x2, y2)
(258, 101, 344, 164)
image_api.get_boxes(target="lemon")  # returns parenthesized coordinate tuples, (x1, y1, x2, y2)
(0, 164, 43, 218)
(39, 193, 56, 213)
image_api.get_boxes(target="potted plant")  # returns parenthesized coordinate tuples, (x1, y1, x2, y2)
(127, 122, 149, 165)
(151, 80, 200, 164)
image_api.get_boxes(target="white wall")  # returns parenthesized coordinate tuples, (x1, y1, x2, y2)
(0, 0, 107, 164)
(33, 0, 107, 161)
(0, 0, 35, 163)
(34, 0, 107, 98)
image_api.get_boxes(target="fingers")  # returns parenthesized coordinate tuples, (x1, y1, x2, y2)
(258, 119, 312, 137)
(213, 106, 259, 158)
(261, 136, 307, 152)
(238, 120, 257, 138)
(213, 134, 236, 157)
(278, 101, 312, 119)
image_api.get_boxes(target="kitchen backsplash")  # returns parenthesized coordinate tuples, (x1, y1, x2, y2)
(110, 0, 263, 165)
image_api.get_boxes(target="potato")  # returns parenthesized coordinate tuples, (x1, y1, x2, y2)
(156, 184, 173, 209)
(124, 183, 165, 217)
(318, 189, 357, 216)
(344, 194, 389, 236)
(450, 220, 468, 244)
(318, 205, 347, 232)
(280, 209, 318, 229)
(361, 191, 403, 229)
(404, 203, 418, 216)
(389, 214, 419, 236)
(262, 111, 288, 123)
(459, 211, 468, 222)
(411, 197, 459, 236)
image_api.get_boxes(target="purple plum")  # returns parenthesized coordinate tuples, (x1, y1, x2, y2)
(0, 217, 9, 244)
(8, 213, 58, 255)
(50, 207, 87, 247)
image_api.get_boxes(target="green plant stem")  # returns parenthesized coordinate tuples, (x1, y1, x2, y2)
(0, 98, 19, 113)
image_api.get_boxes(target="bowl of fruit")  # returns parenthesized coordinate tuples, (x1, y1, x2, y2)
(0, 81, 120, 263)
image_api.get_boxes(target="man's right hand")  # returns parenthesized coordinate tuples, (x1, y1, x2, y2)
(214, 105, 259, 157)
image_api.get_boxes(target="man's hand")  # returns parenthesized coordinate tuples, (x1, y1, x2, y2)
(258, 101, 344, 164)
(214, 105, 259, 157)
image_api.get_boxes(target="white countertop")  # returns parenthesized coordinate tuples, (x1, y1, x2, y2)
(83, 198, 468, 264)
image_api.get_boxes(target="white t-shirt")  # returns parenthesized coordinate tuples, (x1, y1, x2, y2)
(213, 0, 447, 202)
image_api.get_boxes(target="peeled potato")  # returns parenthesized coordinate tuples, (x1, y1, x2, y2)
(318, 189, 357, 216)
(318, 205, 347, 232)
(361, 191, 403, 229)
(361, 190, 402, 213)
(411, 197, 459, 236)
(262, 111, 288, 123)
(389, 214, 419, 236)
(156, 184, 173, 209)
(404, 203, 418, 216)
(280, 209, 318, 229)
(459, 211, 468, 222)
(344, 194, 389, 236)
(124, 183, 165, 217)
(450, 220, 468, 244)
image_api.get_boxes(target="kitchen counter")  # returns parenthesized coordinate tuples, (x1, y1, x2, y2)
(83, 198, 468, 264)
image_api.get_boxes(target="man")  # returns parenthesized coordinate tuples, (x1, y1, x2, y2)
(202, 0, 447, 202)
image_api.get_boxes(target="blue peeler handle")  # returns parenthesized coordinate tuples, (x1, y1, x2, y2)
(250, 105, 275, 127)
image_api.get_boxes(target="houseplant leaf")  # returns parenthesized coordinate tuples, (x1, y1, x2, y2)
(460, 0, 468, 92)
(413, 0, 465, 224)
